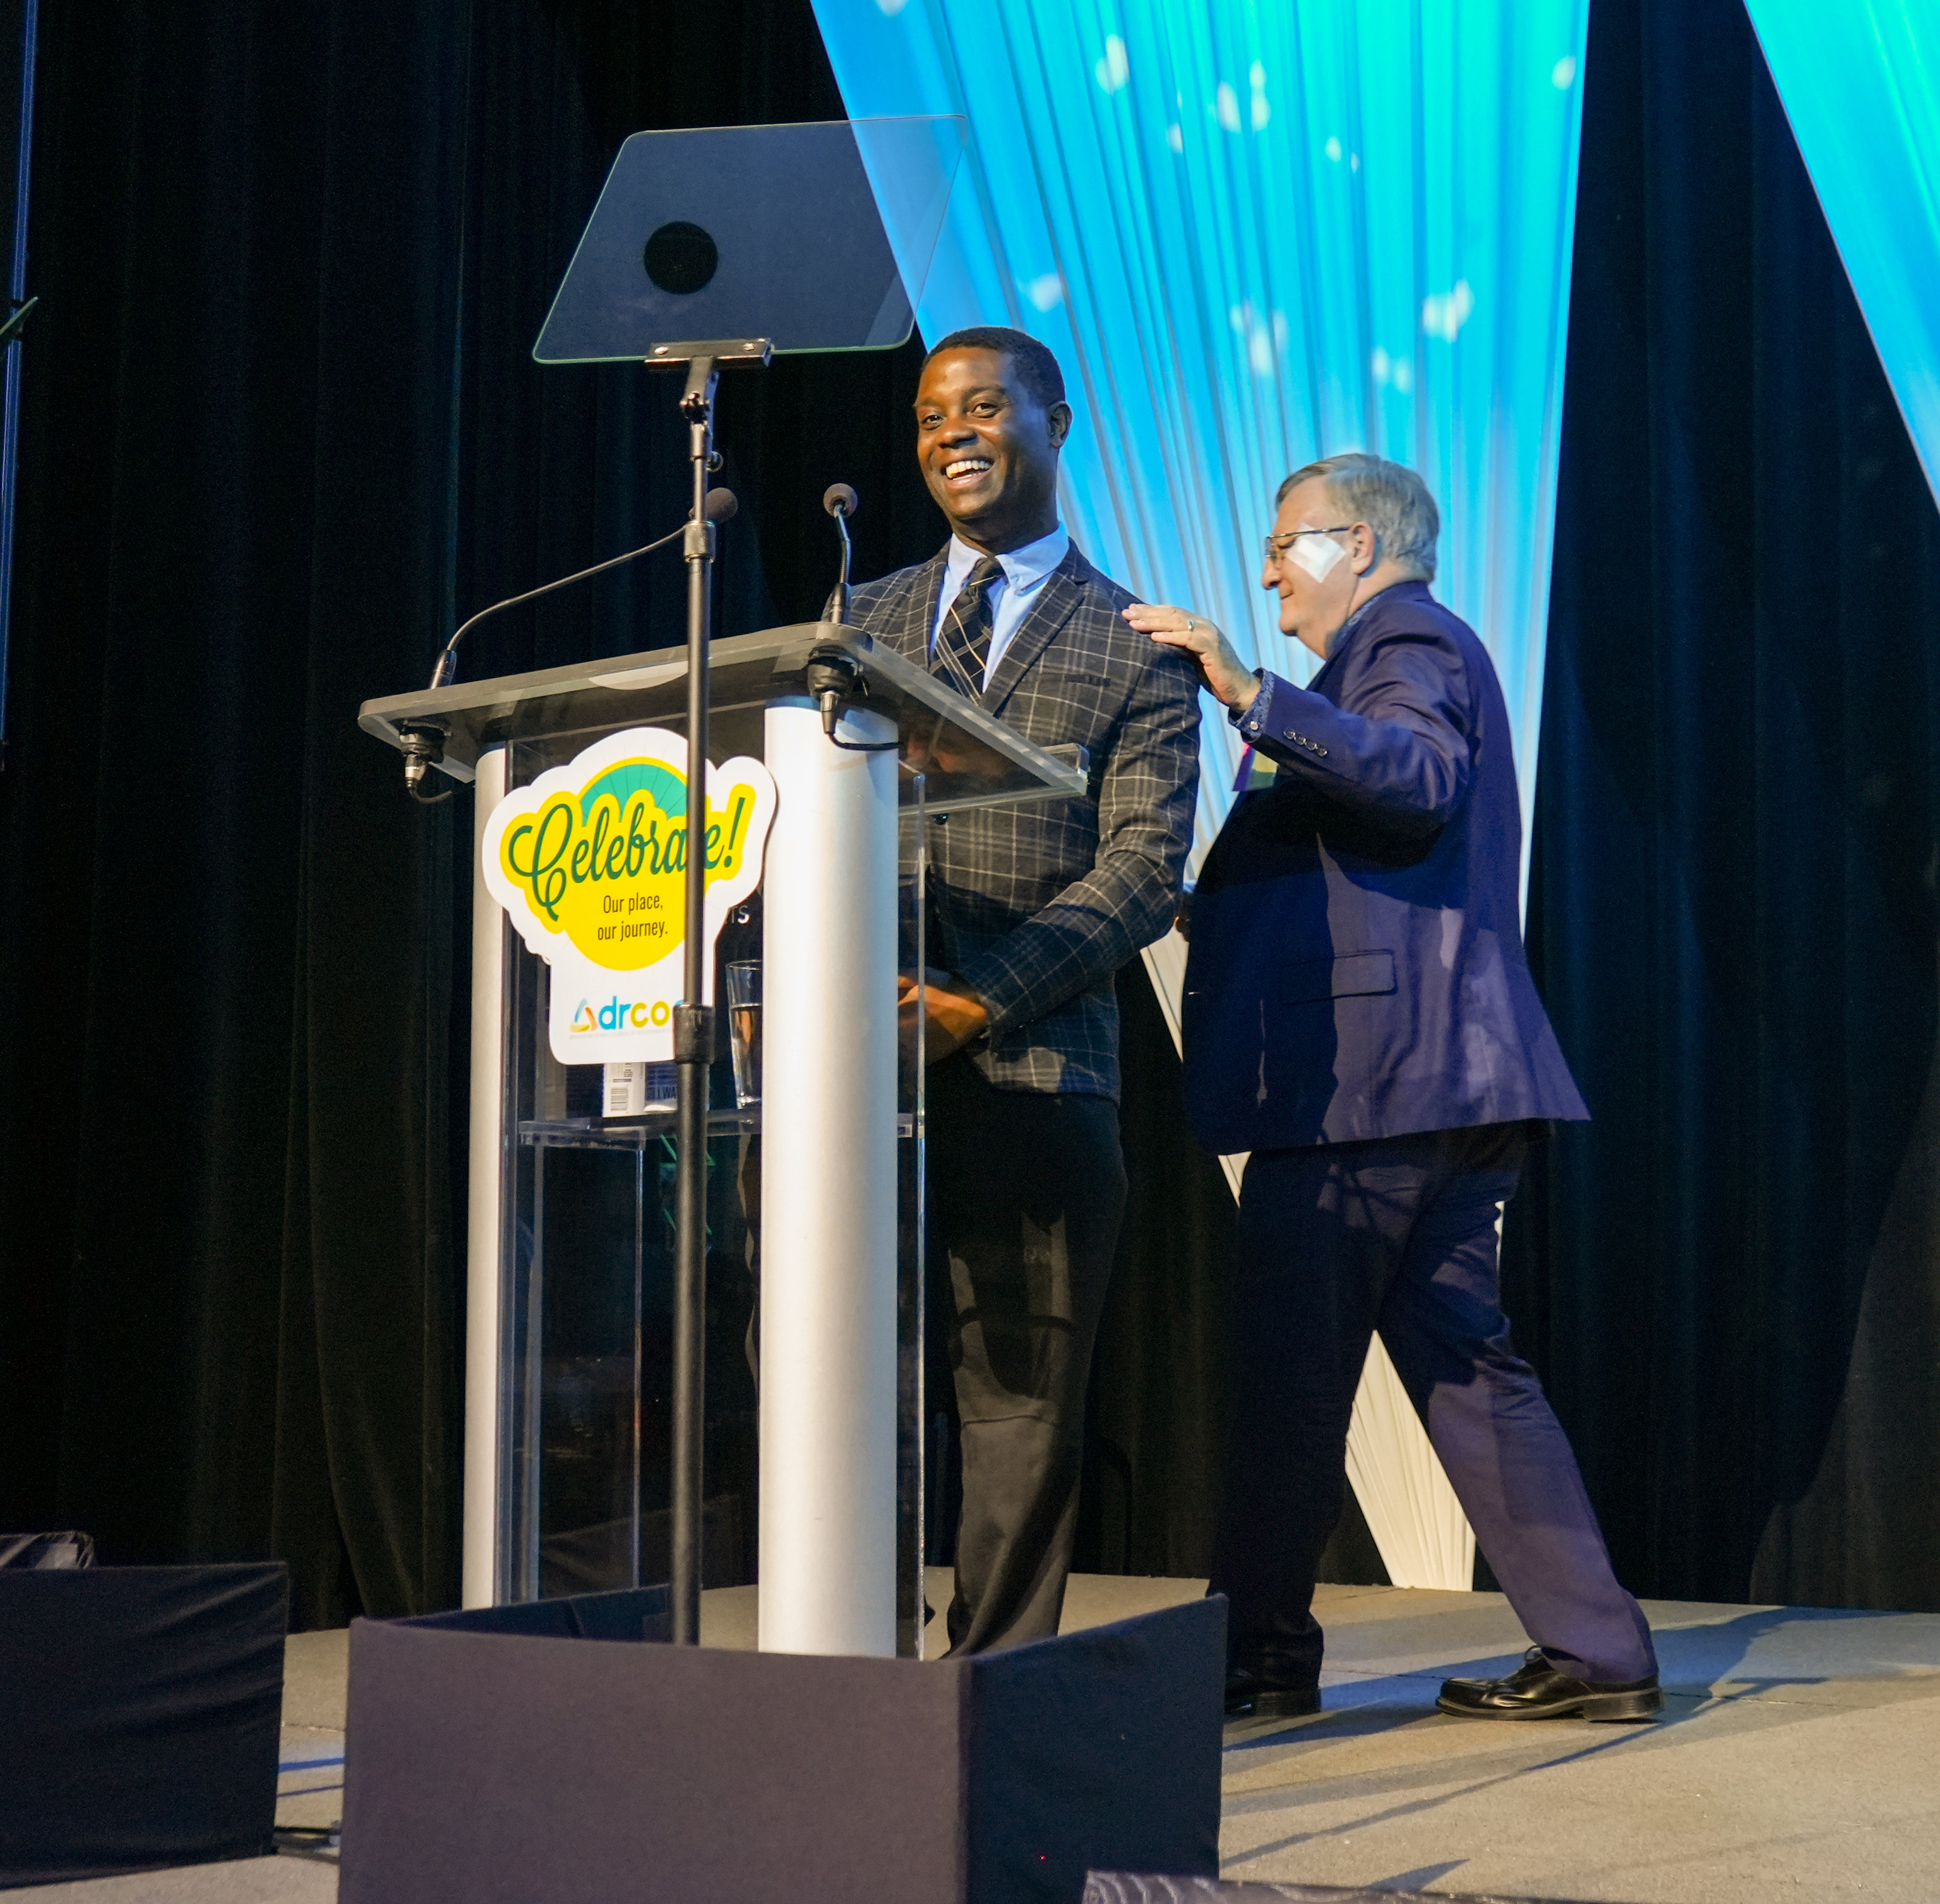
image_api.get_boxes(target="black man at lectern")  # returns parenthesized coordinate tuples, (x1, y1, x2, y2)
(843, 327, 1201, 1653)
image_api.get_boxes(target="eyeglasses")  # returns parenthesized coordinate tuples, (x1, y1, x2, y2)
(1263, 525, 1355, 565)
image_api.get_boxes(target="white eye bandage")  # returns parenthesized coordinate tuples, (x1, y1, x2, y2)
(1289, 525, 1345, 582)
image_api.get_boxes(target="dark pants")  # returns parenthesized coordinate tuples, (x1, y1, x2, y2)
(1211, 1122, 1656, 1688)
(926, 1058, 1126, 1654)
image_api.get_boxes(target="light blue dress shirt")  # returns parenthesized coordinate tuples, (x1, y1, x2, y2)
(928, 524, 1070, 690)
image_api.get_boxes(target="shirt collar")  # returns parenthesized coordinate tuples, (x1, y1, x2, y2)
(1313, 577, 1426, 673)
(1326, 596, 1377, 657)
(945, 523, 1069, 596)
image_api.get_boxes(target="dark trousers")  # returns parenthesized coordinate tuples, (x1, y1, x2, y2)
(926, 1058, 1126, 1654)
(1211, 1122, 1656, 1687)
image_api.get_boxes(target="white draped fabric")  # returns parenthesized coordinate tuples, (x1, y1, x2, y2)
(816, 0, 1592, 1590)
(1745, 0, 1940, 513)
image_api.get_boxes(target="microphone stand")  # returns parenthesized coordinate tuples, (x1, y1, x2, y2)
(661, 337, 767, 1646)
(671, 353, 719, 1650)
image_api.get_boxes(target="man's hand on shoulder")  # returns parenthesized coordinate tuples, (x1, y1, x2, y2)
(898, 967, 990, 1069)
(1123, 602, 1260, 710)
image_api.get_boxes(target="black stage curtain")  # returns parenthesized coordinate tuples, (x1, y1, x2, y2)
(1074, 967, 1238, 1579)
(0, 0, 948, 1628)
(1074, 966, 1384, 1585)
(0, 0, 1236, 1624)
(1502, 0, 1940, 1611)
(11, 0, 1936, 1626)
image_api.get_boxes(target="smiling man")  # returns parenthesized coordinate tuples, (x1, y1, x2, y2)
(843, 326, 1201, 1654)
(1130, 452, 1660, 1725)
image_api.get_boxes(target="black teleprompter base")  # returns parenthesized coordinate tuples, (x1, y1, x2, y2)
(340, 1590, 1225, 1904)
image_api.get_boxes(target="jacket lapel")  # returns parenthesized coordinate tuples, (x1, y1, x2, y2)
(981, 546, 1088, 715)
(879, 548, 950, 666)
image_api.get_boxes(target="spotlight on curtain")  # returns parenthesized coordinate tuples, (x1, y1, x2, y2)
(814, 0, 1590, 1592)
(1744, 0, 1940, 512)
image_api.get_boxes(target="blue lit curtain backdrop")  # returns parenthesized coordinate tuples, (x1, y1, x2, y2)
(814, 0, 1590, 863)
(815, 0, 1592, 1591)
(1744, 0, 1940, 512)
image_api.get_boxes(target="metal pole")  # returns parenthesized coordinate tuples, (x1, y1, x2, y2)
(912, 770, 927, 1656)
(0, 0, 39, 767)
(671, 355, 719, 1645)
(756, 698, 900, 1656)
(462, 745, 510, 1608)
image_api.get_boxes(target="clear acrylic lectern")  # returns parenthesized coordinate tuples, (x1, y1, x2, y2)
(361, 625, 1086, 1655)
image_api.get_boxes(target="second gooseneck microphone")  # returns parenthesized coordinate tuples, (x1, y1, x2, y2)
(808, 482, 894, 751)
(822, 482, 858, 624)
(429, 486, 738, 690)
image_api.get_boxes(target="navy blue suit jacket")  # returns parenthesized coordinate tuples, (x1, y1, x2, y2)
(1182, 579, 1588, 1154)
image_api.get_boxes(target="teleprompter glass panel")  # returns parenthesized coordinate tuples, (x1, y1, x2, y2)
(532, 117, 964, 363)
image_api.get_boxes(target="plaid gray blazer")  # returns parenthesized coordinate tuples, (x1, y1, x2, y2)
(849, 541, 1202, 1100)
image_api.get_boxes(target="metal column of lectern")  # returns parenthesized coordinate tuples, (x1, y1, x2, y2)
(360, 625, 1085, 1654)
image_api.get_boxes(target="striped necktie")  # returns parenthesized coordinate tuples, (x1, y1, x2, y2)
(931, 554, 1006, 699)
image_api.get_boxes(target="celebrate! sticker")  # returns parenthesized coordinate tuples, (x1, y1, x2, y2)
(481, 726, 775, 1065)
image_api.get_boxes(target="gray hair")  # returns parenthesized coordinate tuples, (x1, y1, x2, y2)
(1276, 452, 1440, 582)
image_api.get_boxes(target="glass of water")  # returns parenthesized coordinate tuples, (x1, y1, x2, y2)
(726, 961, 761, 1108)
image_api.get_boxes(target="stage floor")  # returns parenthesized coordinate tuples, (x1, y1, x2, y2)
(23, 1575, 1940, 1901)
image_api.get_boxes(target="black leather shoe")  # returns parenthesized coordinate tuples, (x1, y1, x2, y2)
(1437, 1646, 1661, 1721)
(1224, 1665, 1321, 1720)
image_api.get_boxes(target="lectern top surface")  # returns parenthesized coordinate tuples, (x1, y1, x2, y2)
(358, 623, 1090, 817)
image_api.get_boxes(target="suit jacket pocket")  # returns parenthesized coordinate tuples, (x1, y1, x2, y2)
(1276, 949, 1396, 1005)
(1029, 663, 1118, 716)
(1019, 665, 1121, 750)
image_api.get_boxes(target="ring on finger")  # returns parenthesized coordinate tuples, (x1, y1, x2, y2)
(1184, 616, 1196, 632)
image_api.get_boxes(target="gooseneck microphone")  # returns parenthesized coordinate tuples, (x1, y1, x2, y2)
(428, 485, 738, 691)
(822, 482, 858, 625)
(399, 488, 738, 803)
(806, 481, 895, 753)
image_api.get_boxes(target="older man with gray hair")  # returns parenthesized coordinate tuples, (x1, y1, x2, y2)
(1126, 452, 1659, 1724)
